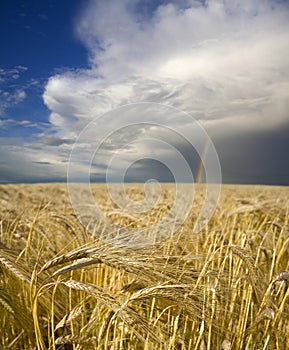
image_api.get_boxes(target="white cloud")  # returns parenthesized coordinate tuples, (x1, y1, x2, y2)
(0, 66, 28, 114)
(43, 0, 289, 136)
(0, 66, 27, 84)
(0, 117, 47, 130)
(39, 0, 289, 182)
(0, 89, 27, 115)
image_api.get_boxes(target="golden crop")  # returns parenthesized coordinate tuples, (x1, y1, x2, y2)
(0, 183, 288, 349)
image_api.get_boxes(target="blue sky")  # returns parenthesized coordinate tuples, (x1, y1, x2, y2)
(0, 0, 87, 123)
(0, 0, 289, 184)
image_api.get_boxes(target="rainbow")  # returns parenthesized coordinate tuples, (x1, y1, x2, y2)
(195, 138, 210, 183)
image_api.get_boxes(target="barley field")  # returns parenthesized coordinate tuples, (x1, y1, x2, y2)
(0, 183, 288, 350)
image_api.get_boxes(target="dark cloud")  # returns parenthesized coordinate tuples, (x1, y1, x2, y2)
(213, 121, 289, 185)
(32, 161, 51, 165)
(124, 159, 175, 183)
(42, 135, 75, 146)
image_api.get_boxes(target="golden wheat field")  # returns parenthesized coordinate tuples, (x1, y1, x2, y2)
(0, 183, 288, 350)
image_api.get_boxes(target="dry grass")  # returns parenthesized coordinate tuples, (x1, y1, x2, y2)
(0, 183, 289, 349)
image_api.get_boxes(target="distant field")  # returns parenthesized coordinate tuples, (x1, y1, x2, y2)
(0, 183, 288, 349)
